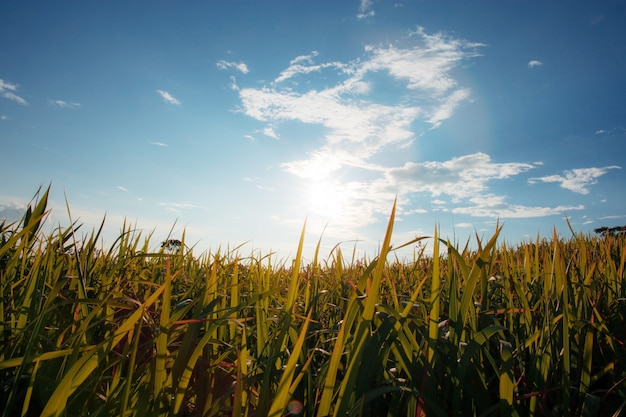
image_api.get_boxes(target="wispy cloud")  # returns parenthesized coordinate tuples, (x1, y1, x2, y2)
(595, 127, 626, 137)
(0, 79, 28, 105)
(455, 222, 473, 228)
(117, 186, 129, 192)
(528, 166, 621, 194)
(156, 90, 181, 105)
(274, 51, 348, 84)
(158, 202, 205, 209)
(151, 141, 169, 147)
(226, 28, 591, 235)
(236, 28, 483, 175)
(262, 125, 279, 139)
(528, 60, 543, 68)
(357, 0, 375, 19)
(49, 99, 81, 109)
(386, 153, 537, 200)
(216, 60, 250, 74)
(452, 195, 584, 218)
(158, 202, 207, 214)
(427, 88, 471, 128)
(0, 115, 8, 121)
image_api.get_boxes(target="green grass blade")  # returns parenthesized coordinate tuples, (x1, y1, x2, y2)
(268, 310, 312, 417)
(153, 256, 172, 408)
(39, 283, 167, 417)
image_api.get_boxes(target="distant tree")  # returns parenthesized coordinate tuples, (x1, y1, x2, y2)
(594, 226, 626, 237)
(161, 239, 182, 253)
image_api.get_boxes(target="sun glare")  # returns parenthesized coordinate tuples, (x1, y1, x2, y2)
(308, 179, 346, 220)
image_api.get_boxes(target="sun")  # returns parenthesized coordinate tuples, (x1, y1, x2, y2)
(308, 179, 346, 220)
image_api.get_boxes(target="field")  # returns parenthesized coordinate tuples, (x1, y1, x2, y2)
(1, 188, 625, 417)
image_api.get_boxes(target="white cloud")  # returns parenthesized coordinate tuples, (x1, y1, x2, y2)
(594, 127, 626, 137)
(274, 51, 349, 84)
(151, 141, 168, 147)
(528, 166, 621, 194)
(0, 115, 8, 121)
(428, 88, 471, 128)
(262, 125, 280, 139)
(0, 200, 26, 223)
(357, 0, 375, 19)
(227, 28, 586, 236)
(452, 194, 584, 218)
(156, 90, 181, 105)
(363, 32, 483, 94)
(256, 184, 275, 191)
(216, 60, 250, 74)
(598, 214, 626, 220)
(386, 153, 536, 200)
(0, 79, 28, 105)
(455, 222, 473, 228)
(49, 99, 81, 109)
(117, 186, 129, 192)
(235, 29, 483, 144)
(158, 202, 208, 213)
(528, 60, 543, 68)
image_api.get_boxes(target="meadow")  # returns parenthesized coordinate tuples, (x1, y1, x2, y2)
(1, 188, 625, 417)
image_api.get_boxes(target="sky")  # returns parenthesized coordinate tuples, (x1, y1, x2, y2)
(1, 1, 625, 262)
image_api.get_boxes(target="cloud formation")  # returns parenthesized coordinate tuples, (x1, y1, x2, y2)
(158, 202, 207, 214)
(262, 126, 279, 139)
(386, 153, 536, 200)
(49, 99, 81, 109)
(357, 0, 375, 19)
(222, 28, 612, 235)
(452, 195, 583, 218)
(0, 79, 28, 105)
(528, 166, 621, 194)
(156, 90, 181, 105)
(216, 60, 250, 74)
(231, 28, 483, 177)
(528, 60, 543, 68)
(0, 202, 25, 223)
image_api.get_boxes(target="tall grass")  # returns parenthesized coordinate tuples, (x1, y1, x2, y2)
(1, 187, 625, 416)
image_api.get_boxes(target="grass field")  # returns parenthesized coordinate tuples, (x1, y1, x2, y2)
(1, 187, 625, 416)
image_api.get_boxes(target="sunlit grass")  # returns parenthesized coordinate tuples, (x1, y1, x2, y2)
(1, 187, 625, 416)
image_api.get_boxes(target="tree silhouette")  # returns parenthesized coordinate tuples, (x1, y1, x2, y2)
(161, 239, 182, 253)
(594, 226, 626, 237)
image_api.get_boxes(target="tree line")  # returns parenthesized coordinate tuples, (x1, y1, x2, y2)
(594, 225, 626, 236)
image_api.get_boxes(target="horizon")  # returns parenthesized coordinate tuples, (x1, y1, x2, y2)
(1, 1, 625, 262)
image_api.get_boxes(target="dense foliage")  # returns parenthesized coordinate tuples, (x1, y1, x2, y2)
(1, 188, 625, 416)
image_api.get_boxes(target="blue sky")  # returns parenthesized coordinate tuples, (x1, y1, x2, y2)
(1, 1, 625, 261)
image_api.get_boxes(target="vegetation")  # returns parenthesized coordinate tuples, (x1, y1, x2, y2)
(1, 187, 625, 416)
(594, 226, 626, 237)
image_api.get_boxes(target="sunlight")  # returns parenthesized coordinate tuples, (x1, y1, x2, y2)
(308, 178, 346, 220)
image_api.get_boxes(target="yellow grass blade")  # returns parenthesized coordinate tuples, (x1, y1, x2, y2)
(285, 220, 306, 313)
